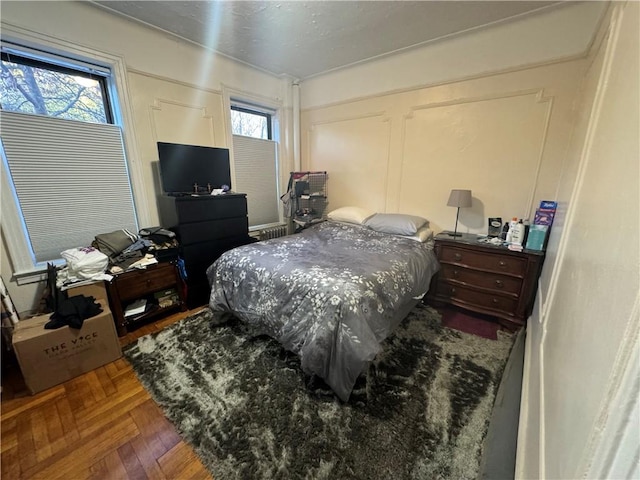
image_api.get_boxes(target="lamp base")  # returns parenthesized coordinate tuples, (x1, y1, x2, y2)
(447, 232, 463, 237)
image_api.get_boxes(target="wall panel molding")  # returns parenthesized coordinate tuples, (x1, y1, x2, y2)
(128, 68, 223, 95)
(305, 112, 392, 212)
(301, 56, 584, 113)
(397, 89, 552, 229)
(149, 98, 218, 146)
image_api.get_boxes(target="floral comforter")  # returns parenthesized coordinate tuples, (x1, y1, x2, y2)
(206, 221, 439, 401)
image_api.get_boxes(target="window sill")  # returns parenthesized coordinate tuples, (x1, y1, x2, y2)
(13, 268, 48, 286)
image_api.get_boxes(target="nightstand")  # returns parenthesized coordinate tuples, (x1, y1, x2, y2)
(107, 261, 186, 336)
(428, 232, 545, 329)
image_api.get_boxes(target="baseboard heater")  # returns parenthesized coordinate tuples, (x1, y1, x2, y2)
(258, 224, 288, 241)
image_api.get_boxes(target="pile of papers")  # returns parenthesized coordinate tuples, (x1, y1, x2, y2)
(124, 299, 147, 317)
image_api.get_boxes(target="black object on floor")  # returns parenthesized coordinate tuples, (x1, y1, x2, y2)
(45, 295, 102, 330)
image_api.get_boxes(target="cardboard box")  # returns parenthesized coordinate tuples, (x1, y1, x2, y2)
(66, 281, 108, 303)
(12, 299, 121, 394)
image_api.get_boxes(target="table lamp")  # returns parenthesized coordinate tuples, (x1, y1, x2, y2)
(447, 189, 472, 237)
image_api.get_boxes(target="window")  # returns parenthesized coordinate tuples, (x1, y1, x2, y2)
(0, 44, 137, 276)
(231, 105, 272, 140)
(230, 101, 280, 228)
(1, 52, 111, 123)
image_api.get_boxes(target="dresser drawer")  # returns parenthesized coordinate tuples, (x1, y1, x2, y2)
(114, 263, 177, 302)
(440, 264, 522, 296)
(182, 235, 254, 273)
(436, 282, 519, 316)
(178, 216, 249, 245)
(175, 195, 247, 223)
(439, 246, 527, 277)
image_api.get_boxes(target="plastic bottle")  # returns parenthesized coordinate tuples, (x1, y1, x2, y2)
(506, 217, 519, 243)
(511, 219, 527, 245)
(501, 222, 509, 240)
(522, 219, 531, 246)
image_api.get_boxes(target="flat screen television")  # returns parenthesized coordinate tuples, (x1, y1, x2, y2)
(157, 142, 232, 194)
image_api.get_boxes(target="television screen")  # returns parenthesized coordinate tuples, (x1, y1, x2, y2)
(157, 142, 232, 194)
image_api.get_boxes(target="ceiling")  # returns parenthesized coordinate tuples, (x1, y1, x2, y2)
(91, 1, 564, 80)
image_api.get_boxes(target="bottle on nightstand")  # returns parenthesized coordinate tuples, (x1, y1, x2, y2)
(506, 217, 518, 243)
(511, 219, 526, 246)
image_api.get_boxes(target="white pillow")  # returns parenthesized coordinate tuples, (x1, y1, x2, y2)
(404, 226, 434, 243)
(364, 213, 429, 235)
(327, 206, 375, 225)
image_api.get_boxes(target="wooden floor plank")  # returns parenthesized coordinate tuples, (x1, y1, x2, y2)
(54, 396, 80, 445)
(16, 411, 38, 473)
(158, 441, 213, 480)
(117, 441, 149, 480)
(30, 407, 53, 463)
(21, 416, 140, 479)
(88, 449, 129, 480)
(85, 369, 108, 404)
(1, 386, 65, 421)
(129, 434, 169, 480)
(63, 375, 90, 414)
(129, 399, 181, 457)
(1, 446, 20, 479)
(75, 383, 148, 435)
(94, 365, 118, 396)
(1, 306, 212, 480)
(0, 416, 17, 453)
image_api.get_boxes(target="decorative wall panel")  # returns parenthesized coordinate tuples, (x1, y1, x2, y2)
(128, 72, 226, 225)
(400, 91, 551, 232)
(306, 113, 391, 212)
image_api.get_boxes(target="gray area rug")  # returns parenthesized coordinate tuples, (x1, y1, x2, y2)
(124, 303, 515, 480)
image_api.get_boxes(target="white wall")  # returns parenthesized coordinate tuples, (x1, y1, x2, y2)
(518, 2, 639, 478)
(301, 2, 606, 109)
(299, 0, 638, 477)
(299, 3, 607, 233)
(0, 1, 293, 314)
(300, 31, 591, 236)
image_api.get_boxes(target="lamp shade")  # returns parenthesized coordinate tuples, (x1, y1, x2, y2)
(447, 189, 472, 208)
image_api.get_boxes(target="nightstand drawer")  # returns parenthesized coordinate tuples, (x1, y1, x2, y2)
(436, 283, 518, 316)
(440, 246, 527, 277)
(114, 264, 177, 301)
(440, 264, 522, 296)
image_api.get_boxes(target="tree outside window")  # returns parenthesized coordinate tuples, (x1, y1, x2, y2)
(0, 54, 109, 124)
(231, 105, 272, 140)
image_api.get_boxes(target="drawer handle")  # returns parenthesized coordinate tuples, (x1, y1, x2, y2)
(495, 280, 504, 288)
(450, 287, 456, 295)
(492, 298, 500, 304)
(454, 253, 462, 260)
(498, 260, 507, 268)
(453, 270, 459, 278)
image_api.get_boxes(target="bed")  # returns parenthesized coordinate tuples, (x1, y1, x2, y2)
(206, 213, 439, 401)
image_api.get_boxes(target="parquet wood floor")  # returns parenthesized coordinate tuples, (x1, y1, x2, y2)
(1, 307, 213, 480)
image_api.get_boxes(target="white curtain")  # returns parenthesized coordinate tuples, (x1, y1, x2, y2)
(232, 134, 279, 227)
(0, 110, 138, 262)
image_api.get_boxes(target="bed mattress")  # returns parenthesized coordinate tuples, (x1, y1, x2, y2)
(207, 221, 439, 401)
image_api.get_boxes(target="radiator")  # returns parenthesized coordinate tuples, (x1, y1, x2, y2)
(259, 224, 288, 241)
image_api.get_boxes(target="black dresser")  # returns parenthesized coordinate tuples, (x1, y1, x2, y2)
(157, 194, 254, 308)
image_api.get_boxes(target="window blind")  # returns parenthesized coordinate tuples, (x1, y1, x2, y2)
(232, 135, 279, 227)
(0, 111, 138, 263)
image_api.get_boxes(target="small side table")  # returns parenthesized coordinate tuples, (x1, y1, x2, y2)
(106, 261, 186, 336)
(427, 232, 545, 330)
